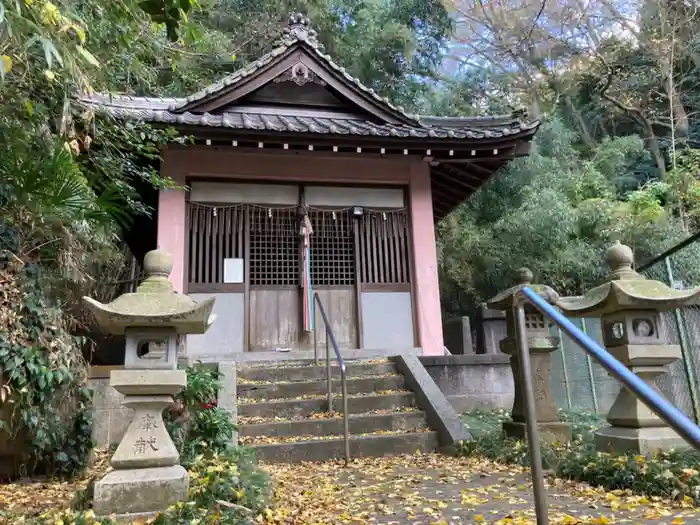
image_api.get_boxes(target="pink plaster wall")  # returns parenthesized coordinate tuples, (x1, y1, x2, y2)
(158, 147, 444, 354)
(157, 162, 186, 292)
(409, 162, 444, 356)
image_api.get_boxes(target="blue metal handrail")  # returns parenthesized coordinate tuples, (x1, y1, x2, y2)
(517, 287, 700, 525)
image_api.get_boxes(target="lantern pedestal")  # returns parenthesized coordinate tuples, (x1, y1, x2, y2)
(500, 338, 572, 444)
(593, 335, 685, 454)
(93, 466, 189, 519)
(93, 368, 189, 516)
(595, 426, 685, 455)
(488, 268, 572, 446)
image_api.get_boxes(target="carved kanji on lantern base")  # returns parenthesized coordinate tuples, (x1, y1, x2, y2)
(488, 269, 572, 445)
(558, 241, 700, 455)
(83, 249, 215, 518)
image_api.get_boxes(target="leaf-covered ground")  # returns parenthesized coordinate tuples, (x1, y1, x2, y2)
(261, 453, 699, 524)
(0, 449, 112, 517)
(1, 449, 697, 524)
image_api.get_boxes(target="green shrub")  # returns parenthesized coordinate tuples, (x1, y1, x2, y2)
(156, 448, 270, 524)
(166, 362, 238, 465)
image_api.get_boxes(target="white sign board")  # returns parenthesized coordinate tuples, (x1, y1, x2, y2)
(223, 258, 244, 284)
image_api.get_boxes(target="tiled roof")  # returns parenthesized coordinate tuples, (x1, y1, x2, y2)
(75, 14, 539, 142)
(77, 93, 538, 140)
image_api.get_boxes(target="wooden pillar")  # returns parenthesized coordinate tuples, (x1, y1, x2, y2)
(408, 161, 444, 355)
(158, 153, 187, 293)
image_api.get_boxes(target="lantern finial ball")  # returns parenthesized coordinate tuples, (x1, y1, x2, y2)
(143, 249, 173, 279)
(604, 240, 634, 272)
(515, 267, 533, 285)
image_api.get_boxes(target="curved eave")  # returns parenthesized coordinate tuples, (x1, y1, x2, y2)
(78, 100, 539, 221)
(557, 281, 700, 317)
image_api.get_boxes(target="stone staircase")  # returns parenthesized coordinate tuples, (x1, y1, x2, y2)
(236, 358, 440, 462)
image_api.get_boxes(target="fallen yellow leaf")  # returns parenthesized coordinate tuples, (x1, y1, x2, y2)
(1, 55, 11, 73)
(561, 514, 580, 524)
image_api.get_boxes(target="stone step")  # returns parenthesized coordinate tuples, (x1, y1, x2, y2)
(237, 392, 415, 419)
(239, 410, 428, 438)
(237, 375, 404, 400)
(252, 430, 439, 463)
(237, 362, 397, 383)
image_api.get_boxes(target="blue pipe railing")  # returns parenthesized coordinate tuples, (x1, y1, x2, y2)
(517, 287, 700, 525)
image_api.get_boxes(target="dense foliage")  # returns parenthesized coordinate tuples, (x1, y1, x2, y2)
(433, 0, 700, 315)
(166, 363, 239, 465)
(437, 119, 700, 315)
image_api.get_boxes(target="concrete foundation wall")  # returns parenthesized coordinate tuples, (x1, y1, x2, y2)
(90, 376, 131, 447)
(187, 292, 245, 359)
(419, 354, 514, 413)
(89, 353, 516, 447)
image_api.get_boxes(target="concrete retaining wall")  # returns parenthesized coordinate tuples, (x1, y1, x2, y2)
(419, 354, 514, 413)
(89, 374, 130, 447)
(89, 354, 515, 447)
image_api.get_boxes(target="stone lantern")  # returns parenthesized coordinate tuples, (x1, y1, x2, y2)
(558, 241, 700, 454)
(488, 268, 572, 444)
(83, 249, 216, 518)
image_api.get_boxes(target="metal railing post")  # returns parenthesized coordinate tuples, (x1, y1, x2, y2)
(514, 303, 549, 525)
(326, 334, 332, 412)
(664, 256, 700, 423)
(342, 373, 350, 465)
(314, 293, 351, 464)
(314, 306, 319, 366)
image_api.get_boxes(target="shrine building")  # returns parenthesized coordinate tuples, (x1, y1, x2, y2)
(78, 14, 538, 359)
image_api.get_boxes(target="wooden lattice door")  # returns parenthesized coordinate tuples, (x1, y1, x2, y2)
(308, 208, 358, 349)
(248, 206, 301, 350)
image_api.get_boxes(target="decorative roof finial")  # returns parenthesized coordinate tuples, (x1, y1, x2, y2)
(604, 240, 641, 280)
(275, 13, 322, 49)
(515, 267, 533, 285)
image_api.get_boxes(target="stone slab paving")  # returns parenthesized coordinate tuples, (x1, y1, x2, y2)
(263, 454, 699, 524)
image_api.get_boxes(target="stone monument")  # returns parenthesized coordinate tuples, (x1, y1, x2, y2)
(558, 241, 700, 454)
(488, 268, 572, 444)
(83, 249, 216, 518)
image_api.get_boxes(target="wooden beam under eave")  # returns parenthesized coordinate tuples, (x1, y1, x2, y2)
(432, 201, 451, 220)
(432, 168, 479, 193)
(439, 163, 487, 186)
(430, 183, 466, 206)
(430, 183, 467, 214)
(443, 161, 496, 181)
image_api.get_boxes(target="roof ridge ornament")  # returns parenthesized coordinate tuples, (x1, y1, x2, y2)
(605, 240, 642, 281)
(275, 13, 323, 50)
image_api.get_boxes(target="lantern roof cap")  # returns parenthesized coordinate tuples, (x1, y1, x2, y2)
(83, 249, 216, 334)
(487, 267, 559, 310)
(558, 241, 700, 316)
